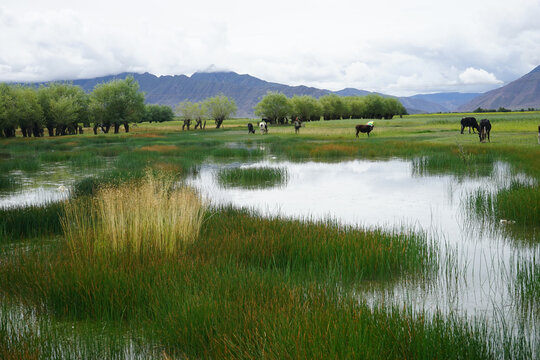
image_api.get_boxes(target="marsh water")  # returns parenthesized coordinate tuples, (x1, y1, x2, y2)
(2, 157, 538, 348)
(187, 159, 539, 344)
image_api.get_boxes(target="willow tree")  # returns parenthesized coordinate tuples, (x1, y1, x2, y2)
(11, 86, 44, 137)
(203, 95, 236, 129)
(290, 95, 322, 122)
(38, 83, 89, 136)
(90, 76, 145, 134)
(254, 91, 291, 124)
(0, 84, 17, 137)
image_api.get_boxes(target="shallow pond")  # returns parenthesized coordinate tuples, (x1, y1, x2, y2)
(2, 157, 538, 350)
(188, 159, 538, 343)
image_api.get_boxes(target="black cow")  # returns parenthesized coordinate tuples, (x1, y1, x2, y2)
(247, 123, 255, 134)
(461, 117, 479, 134)
(355, 124, 374, 137)
(479, 119, 491, 142)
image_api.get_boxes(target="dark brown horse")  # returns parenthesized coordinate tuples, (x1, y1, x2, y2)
(479, 119, 491, 142)
(461, 117, 479, 134)
(356, 124, 374, 137)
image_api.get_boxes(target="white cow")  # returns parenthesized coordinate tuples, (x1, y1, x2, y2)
(259, 121, 268, 134)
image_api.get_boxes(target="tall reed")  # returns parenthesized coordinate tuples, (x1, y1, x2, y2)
(217, 166, 289, 189)
(467, 181, 540, 226)
(63, 172, 206, 256)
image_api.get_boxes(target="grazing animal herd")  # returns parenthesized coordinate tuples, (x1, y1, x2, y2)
(248, 116, 497, 143)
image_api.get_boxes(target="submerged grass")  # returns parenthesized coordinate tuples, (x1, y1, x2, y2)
(217, 166, 289, 189)
(513, 254, 540, 312)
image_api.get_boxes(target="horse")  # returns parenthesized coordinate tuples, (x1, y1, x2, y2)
(461, 117, 479, 134)
(293, 119, 301, 134)
(247, 123, 255, 134)
(259, 121, 268, 134)
(479, 119, 491, 142)
(355, 124, 374, 137)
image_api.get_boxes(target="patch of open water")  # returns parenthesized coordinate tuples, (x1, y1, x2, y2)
(187, 159, 538, 346)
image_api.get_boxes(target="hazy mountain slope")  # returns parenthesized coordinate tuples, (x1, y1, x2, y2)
(409, 92, 480, 112)
(459, 65, 540, 111)
(29, 71, 493, 116)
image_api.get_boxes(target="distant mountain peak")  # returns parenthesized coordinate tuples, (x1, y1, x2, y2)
(459, 65, 540, 111)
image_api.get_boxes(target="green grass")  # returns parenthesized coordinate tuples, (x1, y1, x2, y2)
(0, 112, 539, 358)
(467, 181, 540, 226)
(0, 175, 21, 192)
(217, 166, 289, 189)
(0, 202, 64, 242)
(513, 255, 540, 312)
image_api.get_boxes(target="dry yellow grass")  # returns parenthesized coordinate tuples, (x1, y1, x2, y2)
(139, 145, 178, 152)
(130, 133, 165, 138)
(309, 144, 357, 157)
(62, 172, 205, 256)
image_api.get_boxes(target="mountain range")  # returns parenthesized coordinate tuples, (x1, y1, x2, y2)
(458, 65, 540, 111)
(37, 65, 540, 117)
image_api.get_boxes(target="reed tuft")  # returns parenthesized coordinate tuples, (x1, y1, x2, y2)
(63, 172, 205, 256)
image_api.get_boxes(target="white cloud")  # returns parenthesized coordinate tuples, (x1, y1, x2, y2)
(459, 68, 503, 85)
(1, 0, 540, 95)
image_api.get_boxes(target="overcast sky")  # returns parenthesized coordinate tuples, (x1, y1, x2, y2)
(1, 0, 539, 96)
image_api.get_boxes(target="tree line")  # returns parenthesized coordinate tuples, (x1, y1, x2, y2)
(0, 77, 239, 138)
(1, 77, 407, 138)
(254, 92, 407, 124)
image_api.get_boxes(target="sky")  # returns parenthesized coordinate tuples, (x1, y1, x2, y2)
(1, 0, 539, 96)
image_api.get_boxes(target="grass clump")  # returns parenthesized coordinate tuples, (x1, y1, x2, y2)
(468, 181, 540, 226)
(63, 172, 206, 256)
(513, 255, 539, 311)
(0, 175, 21, 192)
(0, 202, 64, 242)
(217, 166, 289, 189)
(196, 207, 437, 282)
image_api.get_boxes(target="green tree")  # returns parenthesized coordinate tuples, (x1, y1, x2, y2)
(0, 84, 17, 137)
(38, 83, 89, 136)
(143, 105, 175, 123)
(11, 86, 44, 137)
(203, 94, 237, 128)
(345, 96, 367, 119)
(364, 95, 385, 119)
(254, 92, 292, 124)
(90, 76, 145, 134)
(319, 94, 348, 120)
(290, 95, 322, 122)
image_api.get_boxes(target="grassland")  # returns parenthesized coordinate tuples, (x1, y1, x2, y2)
(0, 112, 538, 359)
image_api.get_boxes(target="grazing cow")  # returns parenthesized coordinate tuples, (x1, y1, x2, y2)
(247, 123, 255, 134)
(293, 118, 301, 134)
(461, 117, 479, 134)
(479, 119, 491, 142)
(355, 124, 374, 137)
(259, 121, 268, 134)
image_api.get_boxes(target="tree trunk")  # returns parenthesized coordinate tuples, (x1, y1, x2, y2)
(124, 122, 129, 133)
(114, 123, 120, 134)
